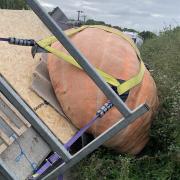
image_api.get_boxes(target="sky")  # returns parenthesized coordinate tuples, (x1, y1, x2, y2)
(38, 0, 180, 32)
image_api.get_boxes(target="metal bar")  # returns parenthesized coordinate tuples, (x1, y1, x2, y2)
(27, 0, 132, 117)
(42, 104, 149, 179)
(0, 158, 17, 180)
(0, 75, 71, 162)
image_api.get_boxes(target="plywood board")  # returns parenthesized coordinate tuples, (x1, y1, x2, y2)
(0, 92, 31, 154)
(0, 10, 77, 143)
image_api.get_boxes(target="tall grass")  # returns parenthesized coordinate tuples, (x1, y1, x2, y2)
(71, 27, 180, 180)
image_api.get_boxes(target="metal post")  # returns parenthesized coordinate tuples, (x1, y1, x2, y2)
(77, 10, 83, 21)
(27, 0, 132, 117)
(0, 75, 71, 162)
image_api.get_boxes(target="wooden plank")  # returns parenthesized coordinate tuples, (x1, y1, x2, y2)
(0, 117, 14, 137)
(0, 110, 27, 136)
(0, 137, 3, 145)
(0, 143, 7, 154)
(0, 138, 7, 154)
(0, 129, 12, 145)
(0, 93, 31, 128)
(0, 94, 27, 129)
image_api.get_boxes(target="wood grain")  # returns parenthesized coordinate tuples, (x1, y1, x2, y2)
(0, 93, 31, 128)
(0, 10, 76, 143)
(0, 143, 7, 154)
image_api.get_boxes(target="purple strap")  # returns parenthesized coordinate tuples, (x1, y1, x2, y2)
(64, 115, 99, 150)
(0, 37, 9, 42)
(58, 175, 63, 180)
(30, 115, 99, 180)
(30, 101, 113, 180)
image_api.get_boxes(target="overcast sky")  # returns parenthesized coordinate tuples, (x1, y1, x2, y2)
(38, 0, 180, 32)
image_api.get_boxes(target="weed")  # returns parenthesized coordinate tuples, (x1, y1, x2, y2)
(72, 27, 180, 180)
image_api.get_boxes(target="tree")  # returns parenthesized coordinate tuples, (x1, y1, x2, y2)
(85, 19, 139, 33)
(85, 19, 106, 25)
(0, 0, 29, 10)
(139, 31, 157, 40)
(122, 27, 138, 33)
(112, 25, 122, 31)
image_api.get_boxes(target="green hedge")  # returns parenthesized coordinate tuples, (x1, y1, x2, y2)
(0, 0, 28, 10)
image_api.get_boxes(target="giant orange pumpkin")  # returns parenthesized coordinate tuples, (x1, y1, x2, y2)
(47, 27, 159, 155)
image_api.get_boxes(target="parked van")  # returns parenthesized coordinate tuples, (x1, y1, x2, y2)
(123, 31, 143, 48)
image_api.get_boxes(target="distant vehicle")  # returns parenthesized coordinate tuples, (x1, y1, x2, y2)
(123, 31, 143, 48)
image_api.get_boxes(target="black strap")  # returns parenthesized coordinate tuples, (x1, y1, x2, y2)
(111, 79, 129, 102)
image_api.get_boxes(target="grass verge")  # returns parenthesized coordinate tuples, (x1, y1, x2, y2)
(71, 27, 180, 180)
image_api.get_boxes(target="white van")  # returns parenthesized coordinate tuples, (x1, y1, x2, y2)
(123, 31, 143, 48)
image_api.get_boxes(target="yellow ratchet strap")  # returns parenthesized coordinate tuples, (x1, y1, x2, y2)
(37, 25, 145, 95)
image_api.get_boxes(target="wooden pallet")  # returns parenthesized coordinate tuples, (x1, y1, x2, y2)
(0, 92, 31, 154)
